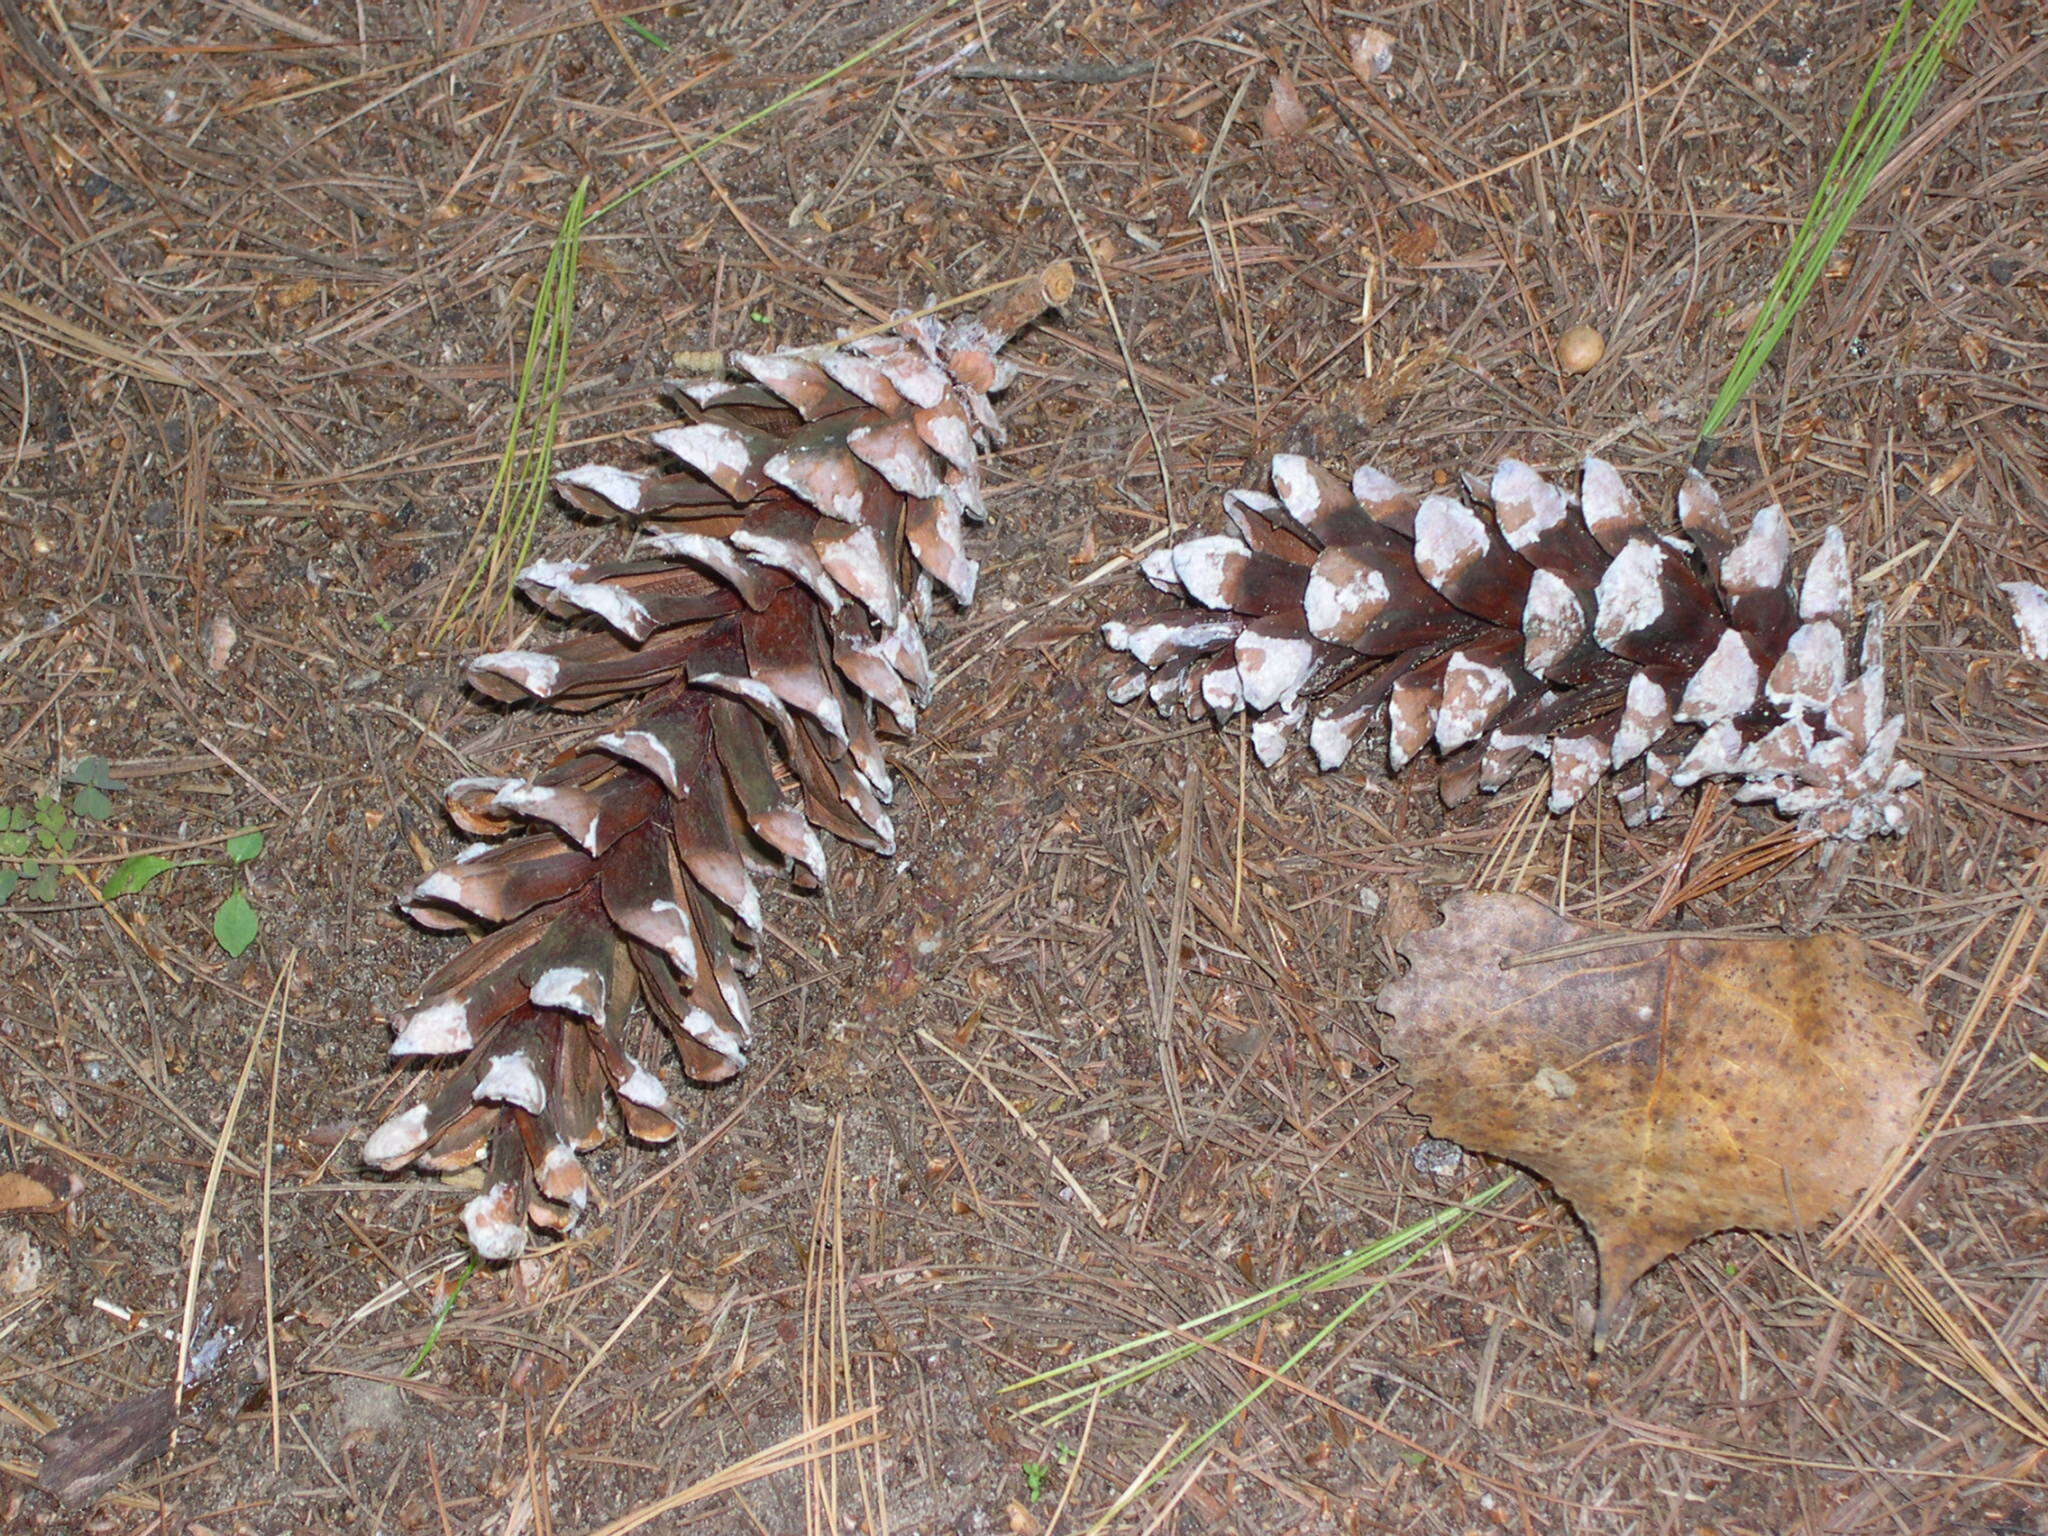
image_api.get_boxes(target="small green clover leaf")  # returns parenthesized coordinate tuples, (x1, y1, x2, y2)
(64, 756, 122, 793)
(70, 785, 114, 821)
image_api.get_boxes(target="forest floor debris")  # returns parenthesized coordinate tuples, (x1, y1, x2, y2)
(1, 2, 2044, 1531)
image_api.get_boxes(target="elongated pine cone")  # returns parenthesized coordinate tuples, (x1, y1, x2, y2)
(366, 267, 1072, 1257)
(1104, 455, 1919, 839)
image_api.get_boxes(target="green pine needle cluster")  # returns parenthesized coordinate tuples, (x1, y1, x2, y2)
(436, 177, 590, 641)
(1701, 0, 1978, 444)
(1004, 1177, 1515, 1515)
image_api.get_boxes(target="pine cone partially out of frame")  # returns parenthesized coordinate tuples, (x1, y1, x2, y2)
(1104, 454, 1918, 839)
(365, 267, 1072, 1257)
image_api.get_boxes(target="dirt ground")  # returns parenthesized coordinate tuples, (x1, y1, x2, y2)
(2, 1, 2046, 1532)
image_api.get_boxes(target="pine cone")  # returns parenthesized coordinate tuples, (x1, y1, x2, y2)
(1104, 455, 1918, 839)
(366, 267, 1072, 1257)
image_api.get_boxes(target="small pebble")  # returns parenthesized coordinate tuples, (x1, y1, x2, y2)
(1412, 1137, 1466, 1179)
(0, 1231, 44, 1296)
(205, 613, 238, 672)
(1349, 27, 1395, 80)
(1557, 324, 1606, 374)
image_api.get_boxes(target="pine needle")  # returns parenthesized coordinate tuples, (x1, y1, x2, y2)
(592, 5, 957, 221)
(1005, 1177, 1514, 1506)
(403, 1254, 480, 1379)
(1699, 0, 1977, 447)
(433, 177, 590, 642)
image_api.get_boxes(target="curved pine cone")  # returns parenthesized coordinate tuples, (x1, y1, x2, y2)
(366, 270, 1070, 1257)
(1104, 455, 1919, 840)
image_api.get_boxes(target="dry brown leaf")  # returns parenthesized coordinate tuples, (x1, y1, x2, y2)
(1261, 70, 1310, 141)
(0, 1173, 58, 1213)
(1389, 219, 1436, 266)
(0, 1162, 77, 1215)
(1376, 892, 1932, 1344)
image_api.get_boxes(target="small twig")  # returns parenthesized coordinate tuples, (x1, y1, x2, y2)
(954, 60, 1150, 83)
(1499, 926, 1789, 969)
(62, 826, 277, 866)
(214, 0, 341, 46)
(176, 956, 292, 1409)
(1156, 770, 1197, 1141)
(1044, 1387, 1100, 1536)
(64, 865, 183, 987)
(1188, 71, 1254, 223)
(1131, 1450, 1216, 1536)
(1884, 514, 1966, 625)
(1081, 1427, 1185, 1536)
(260, 973, 289, 1469)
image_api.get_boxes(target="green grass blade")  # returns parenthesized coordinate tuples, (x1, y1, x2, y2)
(1139, 1233, 1457, 1488)
(403, 1255, 480, 1379)
(1005, 1247, 1367, 1396)
(1700, 0, 1977, 444)
(1006, 1184, 1498, 1405)
(623, 18, 669, 51)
